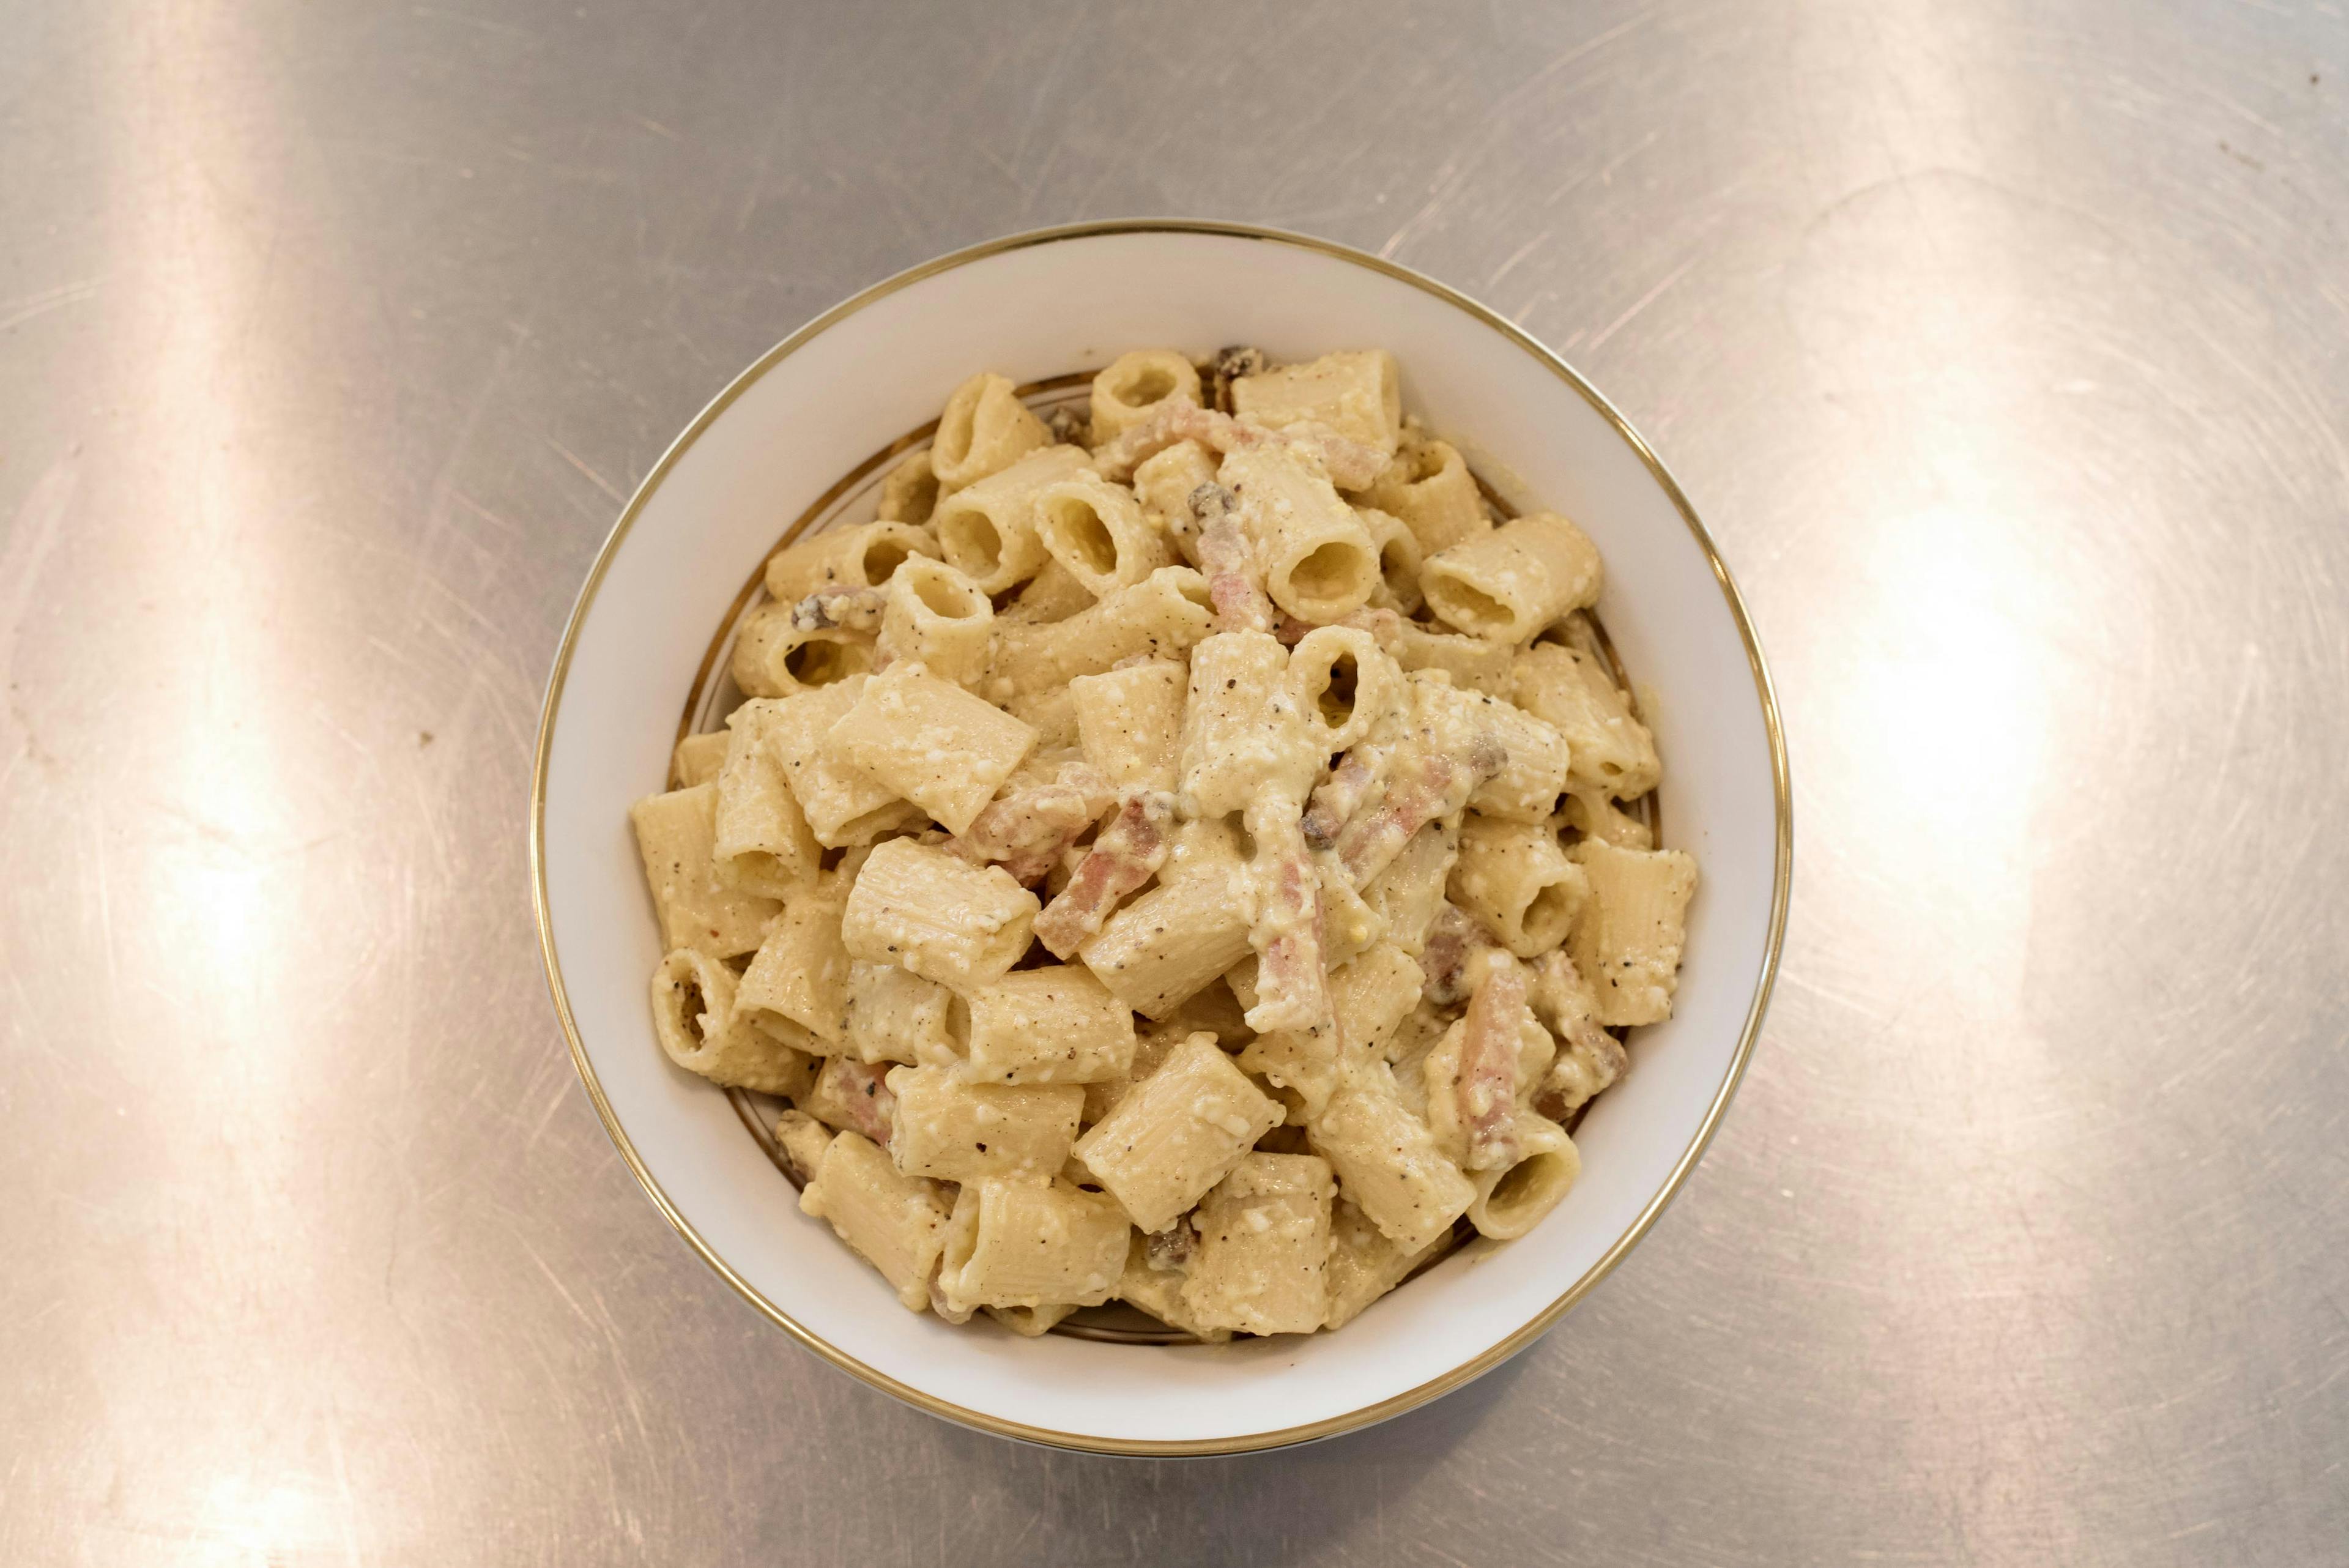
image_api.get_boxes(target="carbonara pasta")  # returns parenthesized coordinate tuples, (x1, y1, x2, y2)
(629, 347, 1697, 1340)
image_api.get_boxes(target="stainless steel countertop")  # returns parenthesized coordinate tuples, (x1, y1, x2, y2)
(6, 1, 2344, 1561)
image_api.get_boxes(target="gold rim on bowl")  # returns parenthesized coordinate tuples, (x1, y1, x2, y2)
(529, 218, 1794, 1456)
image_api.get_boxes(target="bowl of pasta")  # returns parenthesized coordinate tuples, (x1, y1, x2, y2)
(533, 220, 1789, 1454)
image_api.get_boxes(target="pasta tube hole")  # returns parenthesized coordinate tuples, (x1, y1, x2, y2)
(1403, 442, 1449, 485)
(940, 512, 1004, 579)
(677, 975, 710, 1049)
(935, 391, 979, 470)
(880, 454, 939, 524)
(1093, 350, 1201, 437)
(1379, 540, 1416, 598)
(1425, 575, 1510, 637)
(733, 850, 785, 891)
(911, 562, 985, 620)
(944, 995, 971, 1058)
(1113, 363, 1176, 406)
(1485, 1148, 1572, 1230)
(1288, 540, 1371, 604)
(1310, 652, 1359, 730)
(991, 1298, 1066, 1335)
(652, 949, 730, 1069)
(861, 537, 916, 585)
(1042, 494, 1119, 576)
(1520, 880, 1580, 951)
(1288, 625, 1390, 754)
(784, 635, 872, 688)
(938, 1191, 981, 1287)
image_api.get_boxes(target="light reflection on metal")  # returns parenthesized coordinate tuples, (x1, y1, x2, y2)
(7, 0, 2346, 1557)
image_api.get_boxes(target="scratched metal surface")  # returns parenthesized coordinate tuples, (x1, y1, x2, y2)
(4, 0, 2346, 1561)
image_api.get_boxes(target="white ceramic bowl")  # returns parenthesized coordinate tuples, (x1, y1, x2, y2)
(533, 221, 1789, 1455)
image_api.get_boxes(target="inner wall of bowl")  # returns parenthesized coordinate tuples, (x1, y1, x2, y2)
(541, 228, 1779, 1447)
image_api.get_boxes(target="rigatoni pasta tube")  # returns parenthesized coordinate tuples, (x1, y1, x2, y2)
(930, 370, 1048, 493)
(987, 567, 1214, 699)
(1238, 941, 1423, 1117)
(668, 729, 729, 790)
(841, 839, 1041, 991)
(1472, 715, 1576, 824)
(729, 604, 875, 700)
(1324, 1197, 1445, 1330)
(1130, 439, 1218, 564)
(1567, 838, 1698, 1026)
(877, 556, 994, 688)
(1329, 942, 1425, 1054)
(996, 559, 1094, 626)
(1357, 505, 1424, 615)
(1305, 1056, 1474, 1251)
(961, 965, 1137, 1085)
(1422, 1004, 1556, 1173)
(1560, 789, 1653, 850)
(1078, 1016, 1192, 1127)
(825, 661, 1036, 837)
(1531, 1009, 1625, 1123)
(1385, 1016, 1442, 1121)
(771, 1107, 836, 1187)
(875, 449, 939, 524)
(1116, 1231, 1233, 1342)
(1360, 819, 1460, 957)
(1416, 681, 1572, 824)
(1449, 816, 1590, 958)
(629, 782, 780, 958)
(883, 1065, 1083, 1184)
(1078, 864, 1253, 1019)
(768, 677, 916, 847)
(1178, 630, 1294, 818)
(1088, 348, 1202, 442)
(801, 1055, 898, 1145)
(1509, 642, 1662, 800)
(1036, 470, 1174, 597)
(1222, 445, 1380, 624)
(1422, 511, 1603, 643)
(736, 893, 852, 1045)
(798, 1131, 954, 1312)
(1390, 622, 1512, 696)
(1071, 659, 1186, 792)
(1286, 624, 1402, 759)
(1073, 1033, 1283, 1232)
(934, 1180, 1127, 1314)
(1465, 1113, 1579, 1240)
(764, 519, 937, 605)
(1230, 349, 1401, 458)
(843, 960, 959, 1066)
(1316, 867, 1389, 969)
(1351, 436, 1487, 554)
(933, 444, 1093, 593)
(1179, 1152, 1337, 1335)
(649, 946, 816, 1096)
(1003, 683, 1081, 750)
(711, 699, 821, 899)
